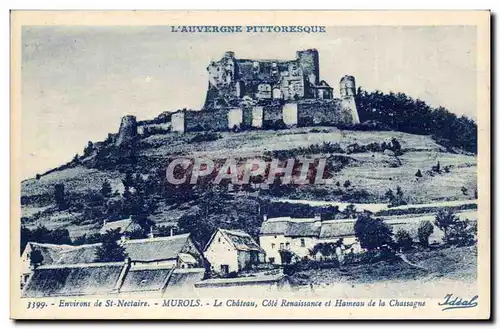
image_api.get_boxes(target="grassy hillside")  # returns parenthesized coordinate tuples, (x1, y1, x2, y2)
(21, 126, 477, 240)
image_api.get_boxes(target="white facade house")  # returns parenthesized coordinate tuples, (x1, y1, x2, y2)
(259, 215, 362, 265)
(204, 229, 265, 275)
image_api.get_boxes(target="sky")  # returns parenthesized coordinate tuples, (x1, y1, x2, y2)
(21, 26, 477, 179)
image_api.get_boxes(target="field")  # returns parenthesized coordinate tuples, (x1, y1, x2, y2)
(288, 246, 477, 298)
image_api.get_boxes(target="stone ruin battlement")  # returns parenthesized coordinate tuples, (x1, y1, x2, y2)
(116, 49, 361, 140)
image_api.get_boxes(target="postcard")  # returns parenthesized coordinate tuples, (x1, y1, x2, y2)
(10, 10, 490, 319)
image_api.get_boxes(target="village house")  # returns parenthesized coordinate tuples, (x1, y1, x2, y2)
(22, 259, 205, 298)
(20, 233, 204, 288)
(259, 213, 449, 265)
(203, 228, 265, 275)
(99, 217, 142, 236)
(259, 215, 362, 265)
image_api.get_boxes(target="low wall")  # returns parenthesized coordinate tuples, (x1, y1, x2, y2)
(185, 110, 229, 132)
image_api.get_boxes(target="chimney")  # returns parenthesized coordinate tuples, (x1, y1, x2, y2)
(170, 227, 177, 236)
(263, 214, 268, 222)
(148, 226, 154, 239)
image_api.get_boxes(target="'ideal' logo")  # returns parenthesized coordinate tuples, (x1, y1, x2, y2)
(438, 294, 478, 311)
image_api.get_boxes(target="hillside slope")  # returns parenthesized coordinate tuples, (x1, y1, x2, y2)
(21, 126, 477, 239)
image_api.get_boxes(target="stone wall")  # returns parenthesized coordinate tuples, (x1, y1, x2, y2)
(185, 110, 229, 132)
(227, 108, 243, 129)
(282, 103, 298, 126)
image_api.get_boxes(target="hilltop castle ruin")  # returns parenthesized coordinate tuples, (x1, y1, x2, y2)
(114, 49, 361, 141)
(171, 49, 360, 133)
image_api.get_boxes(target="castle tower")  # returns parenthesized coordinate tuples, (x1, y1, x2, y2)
(296, 49, 320, 86)
(338, 75, 360, 124)
(223, 51, 235, 59)
(339, 75, 356, 97)
(115, 115, 138, 146)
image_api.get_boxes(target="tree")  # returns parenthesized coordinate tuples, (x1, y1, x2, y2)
(29, 249, 44, 268)
(385, 188, 395, 202)
(415, 169, 423, 178)
(354, 213, 393, 250)
(461, 186, 468, 196)
(444, 218, 476, 247)
(343, 204, 357, 219)
(54, 183, 69, 211)
(279, 249, 294, 264)
(94, 229, 127, 262)
(83, 141, 95, 157)
(395, 229, 413, 251)
(434, 209, 458, 236)
(122, 171, 135, 189)
(100, 180, 112, 198)
(343, 180, 351, 188)
(418, 220, 434, 247)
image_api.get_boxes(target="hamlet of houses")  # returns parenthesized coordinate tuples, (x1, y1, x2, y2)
(21, 213, 445, 297)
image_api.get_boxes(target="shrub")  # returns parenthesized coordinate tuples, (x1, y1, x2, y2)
(417, 221, 434, 247)
(444, 218, 477, 247)
(278, 249, 294, 265)
(188, 132, 221, 144)
(461, 186, 468, 195)
(395, 229, 413, 251)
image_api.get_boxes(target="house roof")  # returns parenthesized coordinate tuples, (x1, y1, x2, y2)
(260, 217, 322, 237)
(100, 218, 141, 235)
(164, 268, 205, 296)
(23, 242, 72, 264)
(178, 253, 198, 264)
(207, 229, 263, 253)
(56, 244, 102, 264)
(22, 262, 123, 298)
(319, 220, 357, 238)
(23, 263, 205, 297)
(119, 266, 173, 293)
(24, 234, 193, 265)
(121, 234, 191, 262)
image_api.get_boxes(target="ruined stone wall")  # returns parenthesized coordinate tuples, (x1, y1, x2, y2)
(227, 108, 243, 129)
(282, 103, 298, 126)
(171, 112, 185, 133)
(184, 110, 228, 132)
(296, 98, 360, 126)
(263, 104, 283, 124)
